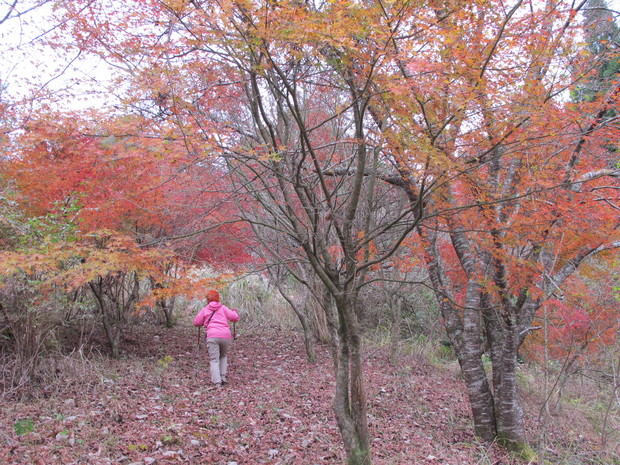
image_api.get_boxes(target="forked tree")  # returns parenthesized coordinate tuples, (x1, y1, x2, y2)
(362, 0, 620, 455)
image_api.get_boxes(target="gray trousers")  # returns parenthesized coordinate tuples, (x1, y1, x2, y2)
(206, 338, 231, 384)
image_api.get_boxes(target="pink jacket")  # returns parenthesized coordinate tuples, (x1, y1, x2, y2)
(193, 301, 240, 340)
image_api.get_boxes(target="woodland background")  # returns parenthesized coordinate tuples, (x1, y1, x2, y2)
(1, 0, 619, 464)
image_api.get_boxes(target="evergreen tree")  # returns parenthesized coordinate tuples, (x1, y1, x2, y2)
(575, 0, 620, 102)
(573, 0, 620, 157)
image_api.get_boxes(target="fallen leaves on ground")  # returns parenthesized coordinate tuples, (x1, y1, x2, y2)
(2, 326, 520, 464)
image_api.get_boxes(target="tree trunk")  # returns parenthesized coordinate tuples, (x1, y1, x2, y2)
(332, 298, 372, 465)
(483, 296, 536, 459)
(422, 226, 498, 442)
(322, 286, 341, 370)
(458, 305, 498, 442)
(150, 277, 176, 328)
(299, 308, 317, 363)
(89, 273, 140, 359)
(312, 282, 331, 342)
(156, 299, 175, 328)
(494, 321, 535, 460)
(101, 310, 122, 359)
(275, 282, 317, 362)
(482, 296, 504, 394)
(90, 279, 122, 359)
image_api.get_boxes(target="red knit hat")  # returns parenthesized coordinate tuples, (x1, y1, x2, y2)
(206, 290, 220, 302)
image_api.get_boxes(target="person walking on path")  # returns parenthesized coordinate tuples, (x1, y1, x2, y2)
(193, 290, 240, 388)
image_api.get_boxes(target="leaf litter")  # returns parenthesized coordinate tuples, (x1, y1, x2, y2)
(0, 325, 594, 464)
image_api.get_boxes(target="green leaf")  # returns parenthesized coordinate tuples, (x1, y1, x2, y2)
(14, 418, 35, 436)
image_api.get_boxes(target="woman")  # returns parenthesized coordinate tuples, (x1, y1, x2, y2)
(193, 290, 240, 388)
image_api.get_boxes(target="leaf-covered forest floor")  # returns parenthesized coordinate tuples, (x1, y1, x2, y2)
(0, 324, 612, 465)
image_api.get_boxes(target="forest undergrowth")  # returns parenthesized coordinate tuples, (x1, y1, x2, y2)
(0, 322, 617, 465)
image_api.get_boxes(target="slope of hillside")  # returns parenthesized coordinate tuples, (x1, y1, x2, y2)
(0, 325, 608, 464)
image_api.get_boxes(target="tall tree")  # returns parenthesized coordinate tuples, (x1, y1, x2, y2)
(50, 1, 428, 462)
(576, 0, 620, 102)
(42, 0, 620, 461)
(367, 0, 620, 455)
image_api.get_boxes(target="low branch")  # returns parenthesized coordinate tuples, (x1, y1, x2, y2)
(570, 168, 620, 192)
(552, 240, 620, 289)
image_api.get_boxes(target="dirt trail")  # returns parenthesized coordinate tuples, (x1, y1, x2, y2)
(1, 325, 519, 464)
